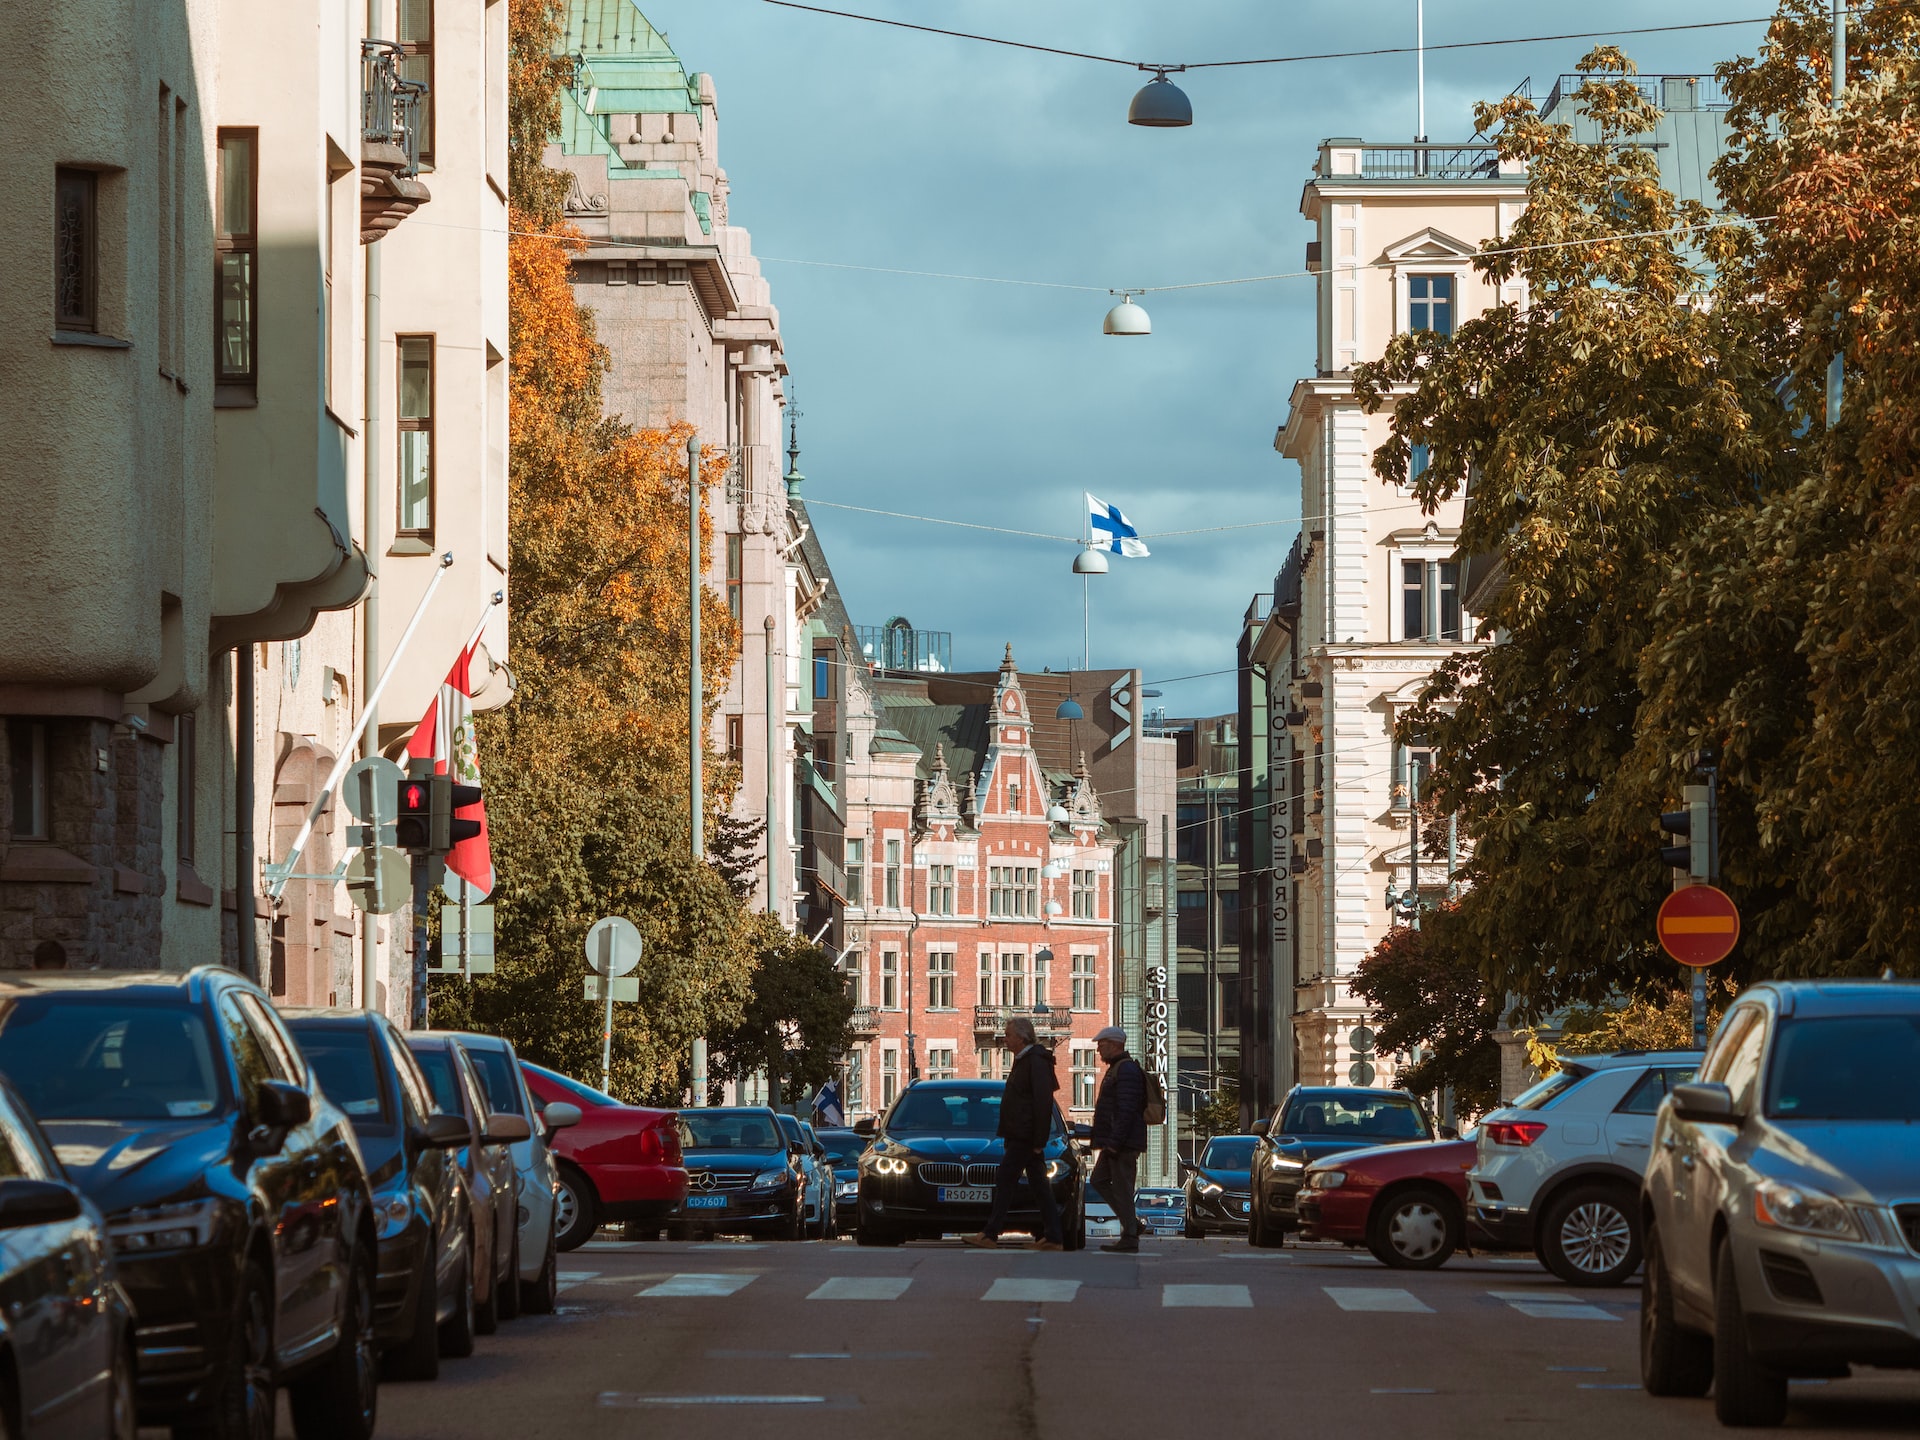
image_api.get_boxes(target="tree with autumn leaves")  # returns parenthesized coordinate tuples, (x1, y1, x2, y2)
(1350, 6, 1920, 1071)
(430, 0, 848, 1101)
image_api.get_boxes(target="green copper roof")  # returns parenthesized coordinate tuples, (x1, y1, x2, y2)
(562, 0, 698, 114)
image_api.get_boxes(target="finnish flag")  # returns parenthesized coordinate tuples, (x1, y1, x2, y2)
(1086, 492, 1151, 558)
(812, 1079, 846, 1128)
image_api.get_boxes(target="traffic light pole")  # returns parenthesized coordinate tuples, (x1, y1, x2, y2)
(408, 759, 434, 1029)
(688, 435, 707, 1109)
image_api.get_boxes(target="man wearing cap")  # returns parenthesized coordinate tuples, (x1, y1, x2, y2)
(1089, 1025, 1148, 1253)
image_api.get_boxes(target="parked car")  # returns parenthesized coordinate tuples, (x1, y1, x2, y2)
(814, 1126, 868, 1233)
(1640, 980, 1920, 1428)
(406, 1035, 528, 1332)
(1134, 1186, 1187, 1237)
(0, 967, 379, 1440)
(1087, 1193, 1122, 1242)
(283, 1009, 474, 1380)
(669, 1107, 808, 1240)
(519, 1063, 685, 1249)
(1248, 1087, 1440, 1247)
(0, 1074, 136, 1438)
(431, 1032, 577, 1311)
(1179, 1135, 1258, 1237)
(853, 1080, 1087, 1249)
(775, 1113, 836, 1239)
(1470, 1048, 1701, 1286)
(1298, 1137, 1480, 1269)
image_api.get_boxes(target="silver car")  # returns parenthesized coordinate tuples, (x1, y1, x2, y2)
(1640, 978, 1920, 1427)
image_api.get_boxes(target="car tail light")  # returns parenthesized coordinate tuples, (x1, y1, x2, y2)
(658, 1121, 683, 1166)
(1485, 1121, 1548, 1147)
(637, 1126, 662, 1164)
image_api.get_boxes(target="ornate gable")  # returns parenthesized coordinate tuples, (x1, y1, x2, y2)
(916, 744, 964, 839)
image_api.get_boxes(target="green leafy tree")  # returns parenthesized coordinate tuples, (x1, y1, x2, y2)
(706, 916, 855, 1103)
(1350, 921, 1502, 1115)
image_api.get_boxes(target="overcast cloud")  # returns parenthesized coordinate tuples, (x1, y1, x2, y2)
(644, 0, 1768, 714)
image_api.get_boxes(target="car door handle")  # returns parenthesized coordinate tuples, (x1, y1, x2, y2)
(1617, 1138, 1649, 1148)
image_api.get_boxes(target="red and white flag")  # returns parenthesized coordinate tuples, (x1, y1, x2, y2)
(406, 639, 494, 897)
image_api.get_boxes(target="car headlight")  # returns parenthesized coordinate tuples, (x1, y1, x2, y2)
(110, 1198, 223, 1254)
(1309, 1171, 1347, 1190)
(1045, 1159, 1068, 1180)
(1269, 1152, 1304, 1173)
(1197, 1180, 1224, 1198)
(866, 1154, 910, 1177)
(1752, 1180, 1860, 1241)
(374, 1191, 413, 1236)
(751, 1167, 792, 1189)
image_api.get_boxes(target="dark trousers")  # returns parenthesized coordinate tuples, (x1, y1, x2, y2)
(983, 1144, 1062, 1243)
(1092, 1148, 1141, 1238)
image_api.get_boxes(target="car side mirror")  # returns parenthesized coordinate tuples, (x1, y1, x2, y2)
(1671, 1081, 1737, 1124)
(853, 1118, 876, 1136)
(1438, 1125, 1460, 1141)
(1175, 1158, 1197, 1178)
(418, 1114, 471, 1150)
(1250, 1118, 1270, 1137)
(256, 1081, 312, 1129)
(541, 1102, 582, 1133)
(0, 1178, 82, 1229)
(486, 1114, 533, 1144)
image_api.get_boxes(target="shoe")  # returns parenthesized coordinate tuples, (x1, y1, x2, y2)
(1033, 1240, 1065, 1252)
(963, 1232, 1000, 1250)
(1100, 1237, 1139, 1253)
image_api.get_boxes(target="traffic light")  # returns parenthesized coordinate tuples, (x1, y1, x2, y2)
(396, 777, 433, 853)
(1659, 783, 1715, 882)
(393, 774, 482, 855)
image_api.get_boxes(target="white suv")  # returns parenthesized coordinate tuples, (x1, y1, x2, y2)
(1469, 1050, 1701, 1286)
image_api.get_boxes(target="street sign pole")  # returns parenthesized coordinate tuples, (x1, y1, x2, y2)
(599, 930, 615, 1095)
(408, 758, 434, 1030)
(584, 917, 643, 1094)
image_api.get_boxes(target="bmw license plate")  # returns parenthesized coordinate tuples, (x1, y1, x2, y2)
(938, 1186, 994, 1204)
(685, 1195, 728, 1209)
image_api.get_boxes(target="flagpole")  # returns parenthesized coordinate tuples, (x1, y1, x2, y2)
(1083, 510, 1091, 670)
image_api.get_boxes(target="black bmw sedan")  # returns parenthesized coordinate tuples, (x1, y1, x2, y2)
(853, 1080, 1086, 1249)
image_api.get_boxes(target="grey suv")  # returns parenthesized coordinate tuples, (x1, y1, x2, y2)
(1640, 979, 1920, 1427)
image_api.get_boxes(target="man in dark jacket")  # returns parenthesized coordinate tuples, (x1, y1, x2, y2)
(1089, 1025, 1148, 1253)
(965, 1016, 1064, 1250)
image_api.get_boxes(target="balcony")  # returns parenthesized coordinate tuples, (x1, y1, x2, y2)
(973, 1005, 1075, 1037)
(1354, 143, 1503, 181)
(850, 1005, 880, 1036)
(361, 41, 430, 241)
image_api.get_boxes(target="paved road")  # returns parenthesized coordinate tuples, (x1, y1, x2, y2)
(332, 1237, 1920, 1436)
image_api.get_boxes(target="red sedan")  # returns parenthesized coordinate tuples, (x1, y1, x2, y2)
(1295, 1138, 1478, 1270)
(520, 1062, 688, 1249)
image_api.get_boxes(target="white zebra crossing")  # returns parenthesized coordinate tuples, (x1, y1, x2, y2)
(809, 1277, 912, 1301)
(1324, 1287, 1434, 1314)
(1487, 1290, 1620, 1321)
(983, 1279, 1081, 1303)
(638, 1274, 759, 1298)
(1162, 1284, 1253, 1308)
(557, 1271, 600, 1292)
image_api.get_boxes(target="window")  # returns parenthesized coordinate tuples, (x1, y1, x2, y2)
(725, 534, 743, 624)
(927, 1046, 955, 1081)
(1177, 803, 1207, 863)
(1410, 443, 1431, 479)
(1033, 951, 1049, 1009)
(54, 167, 98, 332)
(157, 90, 174, 366)
(1177, 891, 1207, 949)
(978, 952, 994, 1007)
(811, 733, 834, 783)
(1071, 953, 1096, 1011)
(844, 1049, 864, 1108)
(1219, 890, 1240, 947)
(1219, 805, 1239, 862)
(1393, 744, 1435, 810)
(1072, 1047, 1097, 1108)
(927, 951, 955, 1009)
(176, 711, 196, 867)
(988, 865, 1039, 917)
(1706, 1007, 1767, 1114)
(844, 838, 864, 905)
(929, 864, 955, 916)
(884, 839, 901, 908)
(397, 336, 435, 535)
(881, 1047, 899, 1106)
(1071, 869, 1096, 918)
(214, 132, 256, 384)
(812, 655, 830, 699)
(725, 714, 743, 762)
(1616, 1066, 1696, 1116)
(1401, 559, 1462, 642)
(880, 951, 898, 1010)
(999, 952, 1025, 1009)
(7, 720, 49, 840)
(1408, 273, 1453, 336)
(398, 0, 434, 167)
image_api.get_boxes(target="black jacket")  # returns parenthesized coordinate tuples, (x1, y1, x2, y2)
(997, 1043, 1059, 1150)
(1091, 1053, 1149, 1153)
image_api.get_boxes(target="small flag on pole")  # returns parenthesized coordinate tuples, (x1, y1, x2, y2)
(1086, 492, 1150, 558)
(406, 639, 494, 897)
(812, 1079, 845, 1127)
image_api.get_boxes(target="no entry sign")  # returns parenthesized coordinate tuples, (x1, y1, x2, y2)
(1657, 885, 1740, 967)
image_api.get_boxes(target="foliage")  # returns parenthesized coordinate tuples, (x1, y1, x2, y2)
(1350, 921, 1503, 1115)
(1526, 978, 1737, 1075)
(705, 916, 855, 1101)
(1191, 1074, 1241, 1137)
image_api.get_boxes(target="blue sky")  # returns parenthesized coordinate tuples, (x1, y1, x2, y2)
(644, 0, 1766, 715)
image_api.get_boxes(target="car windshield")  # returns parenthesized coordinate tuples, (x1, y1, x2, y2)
(1511, 1065, 1591, 1111)
(462, 1045, 525, 1117)
(523, 1062, 618, 1108)
(1199, 1138, 1258, 1171)
(888, 1084, 1064, 1136)
(0, 997, 222, 1121)
(775, 1114, 804, 1146)
(1767, 1015, 1920, 1121)
(817, 1132, 866, 1166)
(291, 1026, 389, 1128)
(681, 1112, 782, 1150)
(1281, 1093, 1431, 1140)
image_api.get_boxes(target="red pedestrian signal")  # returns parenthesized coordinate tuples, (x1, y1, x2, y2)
(396, 780, 432, 852)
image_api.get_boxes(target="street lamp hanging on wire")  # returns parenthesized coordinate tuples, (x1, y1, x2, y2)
(1128, 67, 1192, 127)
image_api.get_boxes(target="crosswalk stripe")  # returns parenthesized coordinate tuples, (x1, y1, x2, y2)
(638, 1274, 758, 1298)
(1324, 1287, 1433, 1313)
(557, 1271, 600, 1292)
(983, 1279, 1081, 1303)
(1510, 1300, 1619, 1321)
(1163, 1284, 1253, 1308)
(808, 1277, 912, 1301)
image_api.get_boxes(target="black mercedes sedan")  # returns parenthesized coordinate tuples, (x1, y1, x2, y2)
(0, 967, 380, 1440)
(1246, 1086, 1439, 1248)
(852, 1080, 1087, 1249)
(667, 1106, 807, 1240)
(1179, 1135, 1258, 1237)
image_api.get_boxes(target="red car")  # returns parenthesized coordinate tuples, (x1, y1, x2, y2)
(520, 1062, 688, 1249)
(1295, 1138, 1479, 1269)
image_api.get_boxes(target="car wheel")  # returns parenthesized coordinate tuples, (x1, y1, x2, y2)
(1713, 1240, 1788, 1427)
(554, 1165, 598, 1251)
(1183, 1216, 1205, 1239)
(107, 1340, 137, 1440)
(287, 1243, 377, 1440)
(1368, 1187, 1460, 1271)
(1540, 1182, 1641, 1287)
(382, 1241, 441, 1382)
(1248, 1200, 1285, 1250)
(438, 1245, 475, 1359)
(1640, 1223, 1712, 1398)
(188, 1258, 275, 1440)
(522, 1217, 559, 1316)
(497, 1227, 522, 1321)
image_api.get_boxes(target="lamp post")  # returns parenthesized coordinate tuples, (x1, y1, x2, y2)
(689, 436, 707, 1107)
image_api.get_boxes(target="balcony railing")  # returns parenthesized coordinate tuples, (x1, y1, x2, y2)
(849, 1005, 880, 1036)
(1539, 72, 1728, 119)
(813, 847, 849, 904)
(973, 1005, 1075, 1036)
(360, 41, 430, 241)
(1356, 143, 1502, 180)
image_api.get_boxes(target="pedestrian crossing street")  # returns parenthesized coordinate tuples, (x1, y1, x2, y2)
(560, 1269, 1627, 1319)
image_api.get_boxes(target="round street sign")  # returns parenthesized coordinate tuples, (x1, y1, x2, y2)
(1657, 885, 1740, 967)
(342, 756, 404, 823)
(584, 916, 642, 977)
(344, 846, 411, 915)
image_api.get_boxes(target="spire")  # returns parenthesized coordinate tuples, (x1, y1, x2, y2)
(783, 380, 804, 493)
(1076, 748, 1089, 779)
(1001, 642, 1017, 675)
